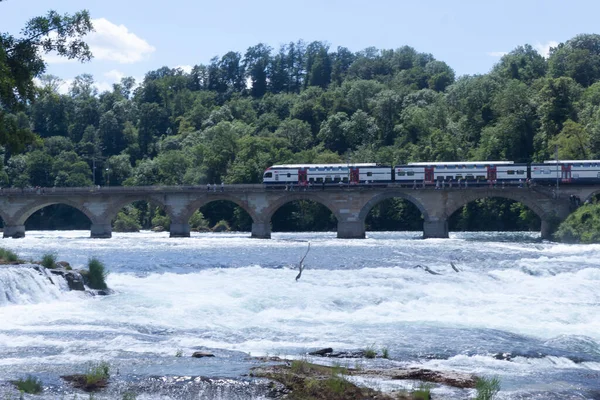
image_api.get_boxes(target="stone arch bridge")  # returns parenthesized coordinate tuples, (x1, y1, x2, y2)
(0, 184, 596, 239)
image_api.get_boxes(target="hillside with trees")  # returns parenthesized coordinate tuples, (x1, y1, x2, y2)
(3, 16, 600, 232)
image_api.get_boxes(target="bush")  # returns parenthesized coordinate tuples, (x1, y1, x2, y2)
(151, 214, 171, 230)
(555, 203, 600, 243)
(381, 346, 389, 359)
(41, 253, 57, 269)
(14, 375, 43, 394)
(87, 257, 108, 290)
(113, 209, 141, 232)
(85, 361, 110, 387)
(363, 344, 377, 359)
(0, 248, 19, 263)
(475, 376, 501, 400)
(412, 382, 433, 400)
(212, 219, 230, 232)
(189, 210, 209, 230)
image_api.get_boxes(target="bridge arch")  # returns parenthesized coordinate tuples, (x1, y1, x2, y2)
(583, 189, 600, 204)
(102, 195, 171, 224)
(182, 194, 259, 225)
(358, 191, 430, 224)
(263, 193, 342, 224)
(13, 199, 96, 226)
(444, 190, 549, 222)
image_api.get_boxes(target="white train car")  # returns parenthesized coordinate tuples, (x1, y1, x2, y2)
(395, 161, 525, 184)
(531, 160, 600, 184)
(263, 163, 392, 186)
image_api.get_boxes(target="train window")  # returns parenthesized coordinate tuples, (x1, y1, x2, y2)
(367, 172, 373, 176)
(287, 173, 291, 178)
(517, 170, 525, 175)
(264, 172, 273, 178)
(476, 175, 485, 180)
(398, 171, 406, 176)
(309, 178, 314, 182)
(325, 177, 332, 183)
(407, 171, 415, 176)
(334, 177, 340, 183)
(446, 175, 453, 180)
(342, 177, 348, 183)
(584, 163, 590, 167)
(466, 174, 474, 179)
(316, 178, 323, 182)
(507, 170, 515, 175)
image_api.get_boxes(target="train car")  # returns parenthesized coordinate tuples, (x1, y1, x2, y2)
(531, 160, 600, 184)
(262, 163, 392, 186)
(395, 161, 526, 185)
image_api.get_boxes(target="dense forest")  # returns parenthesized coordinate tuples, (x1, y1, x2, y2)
(3, 12, 600, 231)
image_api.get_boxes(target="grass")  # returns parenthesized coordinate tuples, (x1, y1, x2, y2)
(41, 253, 57, 269)
(84, 361, 110, 387)
(475, 376, 501, 400)
(411, 383, 433, 400)
(0, 248, 19, 263)
(13, 375, 43, 394)
(86, 257, 108, 290)
(363, 344, 377, 359)
(381, 346, 390, 359)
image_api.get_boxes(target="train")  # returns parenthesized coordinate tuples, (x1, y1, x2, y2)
(262, 160, 600, 186)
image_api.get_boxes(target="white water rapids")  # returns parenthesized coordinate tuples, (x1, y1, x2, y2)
(0, 231, 598, 399)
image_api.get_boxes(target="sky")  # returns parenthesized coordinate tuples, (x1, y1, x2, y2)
(2, 0, 600, 94)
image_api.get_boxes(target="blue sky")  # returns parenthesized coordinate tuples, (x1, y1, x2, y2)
(2, 0, 600, 93)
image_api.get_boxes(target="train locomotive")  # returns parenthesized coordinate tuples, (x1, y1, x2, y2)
(262, 160, 600, 186)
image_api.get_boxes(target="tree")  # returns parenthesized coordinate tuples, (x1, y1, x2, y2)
(244, 44, 272, 98)
(491, 44, 547, 84)
(549, 34, 600, 87)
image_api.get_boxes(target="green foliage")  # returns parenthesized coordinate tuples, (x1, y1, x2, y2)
(84, 361, 110, 387)
(363, 344, 377, 359)
(0, 248, 19, 262)
(411, 382, 432, 400)
(41, 253, 57, 269)
(189, 210, 209, 230)
(212, 219, 230, 232)
(556, 203, 600, 243)
(475, 376, 501, 400)
(381, 346, 390, 359)
(13, 375, 43, 394)
(113, 207, 142, 232)
(86, 257, 108, 290)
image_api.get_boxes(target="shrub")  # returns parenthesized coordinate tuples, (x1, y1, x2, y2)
(212, 219, 230, 232)
(475, 376, 501, 400)
(87, 257, 108, 290)
(14, 375, 43, 394)
(151, 214, 171, 230)
(41, 253, 57, 269)
(85, 361, 110, 387)
(381, 346, 389, 359)
(189, 210, 209, 230)
(363, 344, 377, 359)
(0, 248, 19, 262)
(555, 203, 600, 243)
(113, 209, 141, 232)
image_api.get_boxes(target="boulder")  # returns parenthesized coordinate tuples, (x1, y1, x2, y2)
(308, 348, 333, 356)
(192, 351, 215, 358)
(56, 261, 72, 270)
(152, 226, 165, 232)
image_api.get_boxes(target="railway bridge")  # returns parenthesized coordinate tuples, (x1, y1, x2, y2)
(0, 184, 597, 239)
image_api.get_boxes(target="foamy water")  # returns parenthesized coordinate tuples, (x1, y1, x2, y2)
(0, 231, 599, 399)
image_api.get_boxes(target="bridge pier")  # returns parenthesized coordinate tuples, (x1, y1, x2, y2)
(170, 222, 190, 238)
(90, 223, 112, 239)
(337, 220, 365, 239)
(541, 219, 554, 241)
(251, 222, 271, 239)
(3, 225, 25, 239)
(423, 218, 448, 239)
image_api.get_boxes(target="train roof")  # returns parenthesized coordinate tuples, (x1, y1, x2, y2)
(541, 160, 600, 164)
(269, 163, 381, 169)
(404, 161, 515, 166)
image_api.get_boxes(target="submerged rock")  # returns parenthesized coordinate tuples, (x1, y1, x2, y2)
(49, 269, 85, 291)
(308, 347, 333, 356)
(192, 351, 215, 358)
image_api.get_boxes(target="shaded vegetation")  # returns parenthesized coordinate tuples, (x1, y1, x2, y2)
(41, 253, 57, 269)
(555, 202, 600, 243)
(13, 375, 43, 394)
(0, 248, 20, 263)
(85, 257, 108, 289)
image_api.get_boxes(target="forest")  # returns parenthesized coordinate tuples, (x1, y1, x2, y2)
(3, 9, 600, 232)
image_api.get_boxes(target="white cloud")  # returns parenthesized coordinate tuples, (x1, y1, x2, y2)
(104, 69, 125, 82)
(174, 65, 193, 74)
(487, 51, 508, 57)
(534, 41, 559, 58)
(45, 18, 155, 64)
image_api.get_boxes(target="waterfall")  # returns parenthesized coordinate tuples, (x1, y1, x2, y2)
(0, 265, 68, 306)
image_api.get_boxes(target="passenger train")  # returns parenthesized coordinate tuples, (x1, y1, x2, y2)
(262, 160, 600, 186)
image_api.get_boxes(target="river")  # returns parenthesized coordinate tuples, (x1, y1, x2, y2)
(0, 231, 599, 399)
